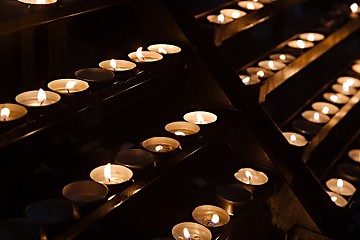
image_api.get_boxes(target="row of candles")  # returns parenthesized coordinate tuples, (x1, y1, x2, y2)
(0, 43, 181, 122)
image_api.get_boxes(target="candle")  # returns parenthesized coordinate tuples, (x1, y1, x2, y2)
(141, 137, 180, 153)
(128, 47, 163, 63)
(220, 9, 247, 19)
(350, 3, 359, 17)
(348, 149, 360, 163)
(165, 121, 200, 136)
(99, 59, 136, 71)
(62, 180, 108, 204)
(238, 1, 264, 10)
(311, 102, 339, 115)
(323, 92, 350, 104)
(352, 63, 360, 74)
(75, 68, 114, 82)
(258, 60, 286, 71)
(206, 13, 233, 24)
(47, 79, 89, 94)
(332, 83, 357, 95)
(282, 132, 308, 147)
(147, 44, 181, 54)
(183, 111, 217, 125)
(326, 191, 348, 207)
(17, 0, 57, 4)
(246, 67, 274, 78)
(0, 103, 27, 122)
(287, 39, 314, 49)
(326, 178, 356, 196)
(172, 222, 212, 240)
(234, 168, 268, 185)
(299, 32, 325, 42)
(269, 53, 295, 64)
(216, 184, 252, 216)
(114, 148, 155, 169)
(301, 110, 330, 124)
(15, 89, 60, 107)
(90, 163, 133, 185)
(192, 205, 230, 227)
(239, 74, 261, 85)
(337, 76, 360, 88)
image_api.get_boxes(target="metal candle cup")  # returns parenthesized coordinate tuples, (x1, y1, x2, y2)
(323, 92, 350, 104)
(348, 149, 360, 163)
(216, 184, 252, 216)
(239, 74, 261, 85)
(90, 164, 133, 185)
(17, 0, 56, 4)
(282, 132, 308, 147)
(206, 14, 233, 24)
(165, 121, 200, 136)
(220, 9, 246, 19)
(269, 53, 296, 64)
(15, 89, 60, 107)
(337, 76, 360, 88)
(147, 44, 181, 54)
(246, 67, 274, 78)
(299, 32, 325, 42)
(238, 1, 264, 10)
(128, 47, 163, 63)
(141, 137, 180, 153)
(311, 102, 339, 115)
(332, 83, 357, 95)
(47, 79, 89, 94)
(352, 63, 360, 74)
(99, 59, 136, 71)
(192, 205, 230, 227)
(287, 39, 314, 49)
(0, 103, 27, 122)
(172, 222, 212, 240)
(183, 111, 217, 125)
(301, 110, 330, 124)
(258, 60, 286, 71)
(326, 191, 348, 207)
(62, 180, 108, 204)
(326, 178, 356, 196)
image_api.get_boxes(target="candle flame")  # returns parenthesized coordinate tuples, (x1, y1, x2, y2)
(231, 11, 241, 19)
(1, 107, 10, 121)
(256, 70, 265, 77)
(268, 60, 275, 69)
(211, 213, 220, 224)
(242, 76, 250, 84)
(313, 112, 320, 121)
(217, 14, 225, 23)
(330, 94, 338, 103)
(175, 131, 185, 136)
(343, 83, 350, 92)
(136, 47, 145, 61)
(36, 0, 46, 4)
(322, 106, 330, 114)
(155, 145, 163, 152)
(279, 54, 286, 60)
(351, 3, 358, 13)
(247, 2, 255, 10)
(110, 59, 117, 70)
(196, 112, 204, 124)
(65, 81, 77, 92)
(104, 163, 112, 181)
(337, 179, 344, 188)
(297, 40, 305, 49)
(37, 88, 46, 105)
(183, 228, 191, 239)
(331, 196, 338, 202)
(345, 78, 355, 86)
(158, 47, 167, 54)
(290, 134, 297, 142)
(307, 33, 315, 41)
(245, 170, 252, 183)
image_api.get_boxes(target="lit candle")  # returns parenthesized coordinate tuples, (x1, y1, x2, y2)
(172, 222, 212, 240)
(239, 75, 260, 85)
(90, 163, 133, 185)
(326, 178, 356, 196)
(0, 103, 27, 122)
(183, 111, 217, 125)
(301, 110, 330, 124)
(165, 121, 200, 136)
(246, 67, 274, 78)
(141, 137, 180, 153)
(0, 107, 10, 121)
(17, 0, 57, 4)
(238, 1, 264, 10)
(257, 70, 265, 78)
(269, 53, 295, 64)
(326, 191, 348, 207)
(15, 89, 60, 107)
(128, 47, 163, 63)
(287, 39, 314, 49)
(352, 63, 360, 74)
(47, 79, 89, 94)
(299, 32, 325, 42)
(99, 59, 137, 71)
(147, 44, 182, 54)
(283, 132, 308, 147)
(337, 76, 360, 87)
(348, 149, 360, 163)
(350, 3, 359, 17)
(323, 92, 350, 104)
(234, 168, 268, 185)
(206, 13, 233, 24)
(258, 60, 286, 71)
(220, 9, 246, 19)
(332, 83, 357, 95)
(192, 205, 230, 227)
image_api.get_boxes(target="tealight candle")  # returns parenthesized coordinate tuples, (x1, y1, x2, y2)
(0, 103, 27, 122)
(246, 67, 274, 78)
(62, 180, 108, 204)
(192, 205, 230, 227)
(216, 184, 252, 216)
(206, 13, 233, 24)
(337, 76, 360, 88)
(234, 168, 268, 185)
(258, 60, 286, 71)
(269, 53, 295, 64)
(147, 44, 181, 54)
(47, 79, 89, 94)
(17, 0, 57, 4)
(326, 178, 356, 196)
(165, 121, 200, 136)
(352, 63, 360, 74)
(326, 191, 348, 207)
(348, 149, 360, 163)
(90, 163, 133, 185)
(141, 137, 180, 153)
(128, 47, 163, 63)
(323, 92, 350, 104)
(220, 9, 247, 19)
(311, 102, 339, 115)
(15, 88, 60, 107)
(332, 83, 357, 95)
(172, 222, 212, 240)
(350, 3, 359, 17)
(238, 1, 264, 10)
(299, 32, 325, 42)
(287, 39, 314, 49)
(239, 74, 261, 85)
(282, 132, 308, 147)
(99, 59, 136, 71)
(301, 110, 330, 124)
(183, 111, 217, 124)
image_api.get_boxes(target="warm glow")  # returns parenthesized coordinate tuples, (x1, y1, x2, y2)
(65, 81, 77, 92)
(343, 83, 350, 92)
(345, 78, 355, 86)
(183, 228, 191, 239)
(104, 163, 112, 181)
(330, 95, 338, 102)
(175, 131, 185, 136)
(290, 134, 297, 142)
(136, 47, 145, 61)
(158, 47, 167, 54)
(313, 112, 320, 121)
(279, 54, 286, 60)
(245, 170, 252, 183)
(36, 0, 46, 4)
(155, 145, 164, 152)
(268, 60, 275, 69)
(1, 108, 10, 121)
(37, 88, 47, 104)
(322, 106, 330, 114)
(297, 40, 305, 49)
(351, 3, 358, 13)
(242, 76, 250, 83)
(256, 70, 265, 77)
(307, 33, 315, 41)
(217, 14, 225, 23)
(331, 196, 338, 202)
(231, 11, 241, 19)
(337, 179, 344, 188)
(247, 2, 255, 10)
(211, 214, 220, 224)
(110, 59, 117, 69)
(196, 112, 204, 124)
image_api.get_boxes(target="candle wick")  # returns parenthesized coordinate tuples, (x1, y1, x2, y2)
(108, 178, 111, 183)
(67, 89, 70, 94)
(40, 100, 44, 106)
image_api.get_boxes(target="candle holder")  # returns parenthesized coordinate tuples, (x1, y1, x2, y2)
(258, 60, 286, 71)
(287, 39, 314, 49)
(192, 205, 230, 227)
(337, 76, 360, 88)
(165, 121, 200, 136)
(147, 44, 181, 54)
(282, 132, 308, 147)
(348, 149, 360, 163)
(246, 67, 274, 79)
(172, 222, 211, 240)
(220, 9, 246, 19)
(141, 137, 180, 153)
(323, 92, 350, 104)
(332, 83, 357, 95)
(15, 89, 60, 107)
(0, 218, 45, 240)
(183, 111, 217, 125)
(90, 164, 133, 185)
(301, 110, 330, 124)
(337, 163, 360, 183)
(238, 1, 264, 10)
(352, 63, 360, 74)
(326, 178, 356, 196)
(292, 119, 321, 136)
(239, 74, 261, 85)
(269, 53, 295, 64)
(311, 102, 339, 115)
(234, 168, 268, 186)
(326, 191, 347, 207)
(0, 103, 27, 122)
(128, 47, 163, 63)
(99, 59, 136, 71)
(47, 79, 89, 94)
(62, 180, 109, 204)
(216, 184, 252, 216)
(114, 148, 155, 169)
(17, 0, 57, 4)
(75, 68, 114, 83)
(299, 32, 325, 42)
(206, 14, 233, 24)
